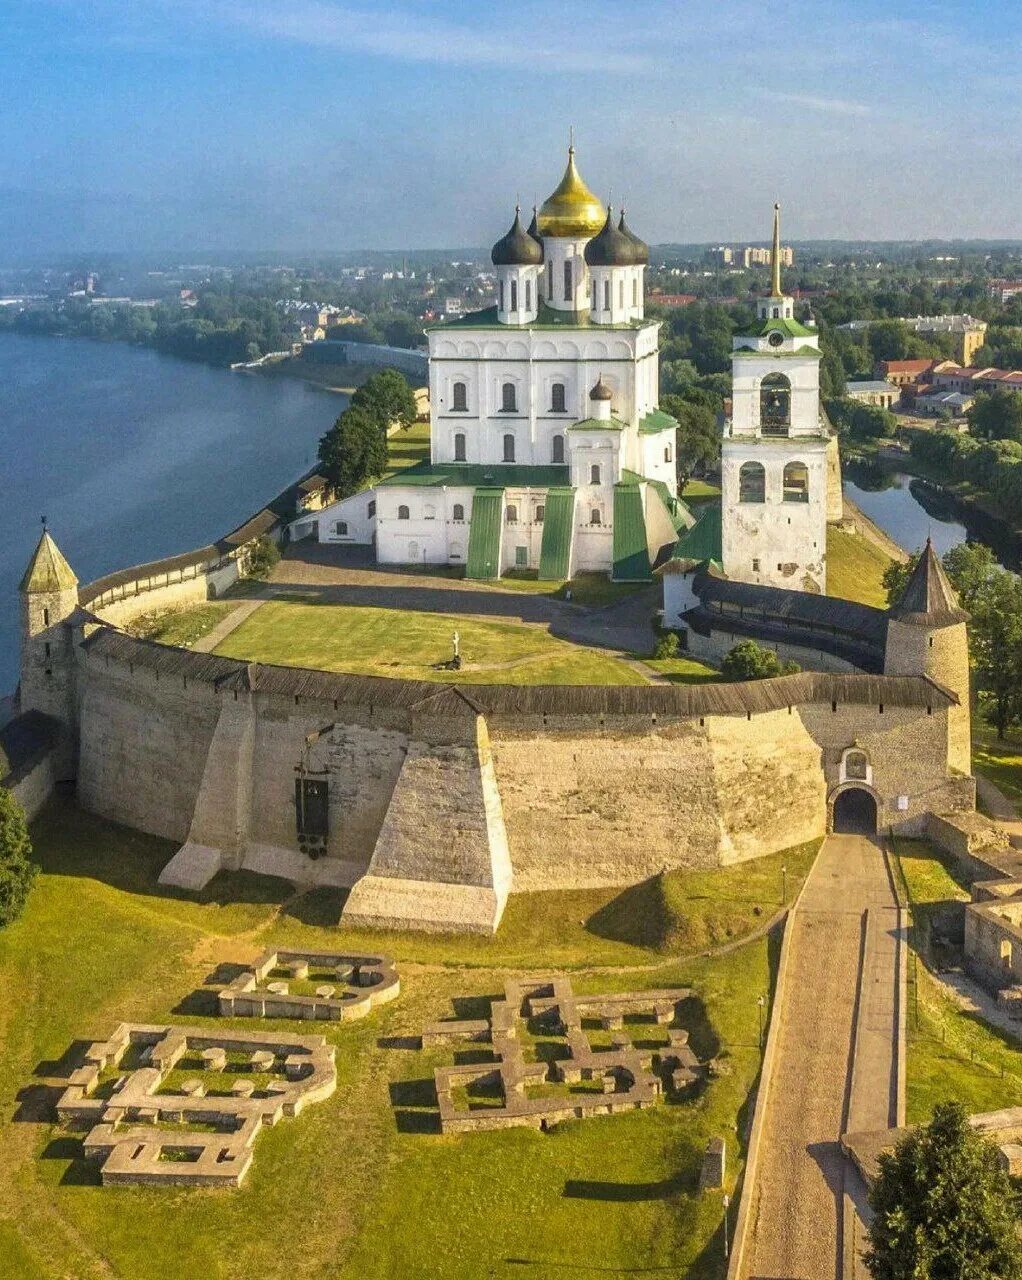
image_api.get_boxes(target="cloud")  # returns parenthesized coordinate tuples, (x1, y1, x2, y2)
(213, 0, 651, 72)
(758, 90, 872, 117)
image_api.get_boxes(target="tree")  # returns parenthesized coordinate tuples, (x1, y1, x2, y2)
(867, 319, 911, 363)
(866, 1101, 1022, 1280)
(0, 787, 37, 928)
(661, 394, 719, 488)
(720, 640, 800, 681)
(350, 368, 418, 432)
(317, 404, 390, 498)
(968, 389, 1022, 443)
(245, 535, 280, 580)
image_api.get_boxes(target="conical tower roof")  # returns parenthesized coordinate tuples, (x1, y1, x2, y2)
(890, 538, 967, 625)
(537, 146, 605, 238)
(19, 529, 78, 594)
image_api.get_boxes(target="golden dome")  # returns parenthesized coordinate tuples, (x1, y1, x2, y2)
(536, 147, 605, 238)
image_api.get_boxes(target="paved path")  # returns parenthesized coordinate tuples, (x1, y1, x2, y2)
(740, 835, 901, 1280)
(191, 598, 266, 653)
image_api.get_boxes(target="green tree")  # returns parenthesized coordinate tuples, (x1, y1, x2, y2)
(720, 640, 799, 681)
(350, 368, 418, 432)
(0, 787, 37, 928)
(867, 319, 911, 363)
(968, 389, 1022, 443)
(317, 404, 390, 498)
(866, 1101, 1022, 1280)
(245, 535, 280, 580)
(661, 394, 719, 488)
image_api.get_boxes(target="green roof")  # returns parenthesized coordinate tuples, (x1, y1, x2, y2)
(612, 484, 653, 582)
(465, 488, 504, 580)
(430, 301, 657, 333)
(638, 409, 679, 435)
(378, 462, 569, 489)
(538, 488, 575, 580)
(733, 344, 821, 359)
(19, 530, 78, 594)
(660, 502, 723, 571)
(758, 316, 816, 339)
(566, 416, 627, 432)
(647, 479, 694, 533)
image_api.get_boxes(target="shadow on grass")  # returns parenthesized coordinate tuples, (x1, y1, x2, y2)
(282, 886, 349, 927)
(585, 876, 671, 951)
(34, 1040, 92, 1080)
(452, 994, 499, 1020)
(563, 1171, 687, 1202)
(377, 1034, 421, 1051)
(390, 1078, 441, 1134)
(43, 1136, 102, 1187)
(13, 1083, 65, 1123)
(172, 988, 221, 1018)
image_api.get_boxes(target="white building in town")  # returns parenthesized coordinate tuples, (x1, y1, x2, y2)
(297, 147, 690, 581)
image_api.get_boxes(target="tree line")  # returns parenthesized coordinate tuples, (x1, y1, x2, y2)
(909, 428, 1022, 526)
(316, 369, 418, 497)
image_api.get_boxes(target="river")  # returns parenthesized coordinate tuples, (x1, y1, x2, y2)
(0, 334, 345, 693)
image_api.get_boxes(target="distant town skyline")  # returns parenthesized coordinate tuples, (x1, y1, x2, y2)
(3, 0, 1020, 256)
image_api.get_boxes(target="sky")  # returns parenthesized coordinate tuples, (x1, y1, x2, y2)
(2, 0, 1021, 258)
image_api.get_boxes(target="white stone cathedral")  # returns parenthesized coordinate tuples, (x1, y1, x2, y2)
(304, 147, 689, 581)
(720, 204, 834, 593)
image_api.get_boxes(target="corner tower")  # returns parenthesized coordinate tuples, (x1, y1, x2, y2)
(19, 527, 79, 775)
(721, 203, 829, 592)
(883, 539, 971, 775)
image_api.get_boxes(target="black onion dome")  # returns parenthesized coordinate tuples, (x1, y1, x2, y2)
(527, 206, 542, 246)
(589, 375, 613, 402)
(618, 209, 649, 265)
(584, 207, 635, 267)
(491, 207, 543, 266)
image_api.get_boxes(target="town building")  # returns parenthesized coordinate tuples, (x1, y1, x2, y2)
(839, 314, 988, 366)
(300, 148, 688, 581)
(845, 380, 899, 409)
(987, 279, 1022, 304)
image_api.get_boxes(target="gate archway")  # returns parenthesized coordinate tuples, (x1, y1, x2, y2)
(831, 786, 878, 835)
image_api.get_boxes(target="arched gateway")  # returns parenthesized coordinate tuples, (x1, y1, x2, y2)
(831, 786, 878, 836)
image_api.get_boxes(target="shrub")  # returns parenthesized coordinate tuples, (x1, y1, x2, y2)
(246, 535, 280, 580)
(0, 787, 37, 928)
(653, 632, 680, 660)
(721, 640, 799, 681)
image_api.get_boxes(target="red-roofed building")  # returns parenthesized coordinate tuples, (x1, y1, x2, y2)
(647, 293, 698, 308)
(876, 358, 937, 387)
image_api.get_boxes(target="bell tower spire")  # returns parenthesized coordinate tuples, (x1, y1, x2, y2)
(770, 201, 782, 297)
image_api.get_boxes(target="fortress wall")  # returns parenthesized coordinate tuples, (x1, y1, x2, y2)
(76, 658, 220, 842)
(92, 563, 240, 630)
(686, 625, 859, 675)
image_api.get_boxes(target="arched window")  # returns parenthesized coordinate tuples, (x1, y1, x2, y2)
(499, 280, 505, 310)
(454, 432, 466, 461)
(501, 382, 516, 413)
(423, 503, 436, 520)
(552, 434, 565, 464)
(1002, 939, 1014, 970)
(535, 504, 545, 523)
(548, 265, 553, 300)
(563, 259, 572, 302)
(618, 278, 624, 308)
(592, 280, 597, 310)
(452, 381, 467, 412)
(844, 750, 869, 781)
(783, 460, 810, 503)
(525, 279, 531, 310)
(452, 503, 465, 522)
(739, 461, 766, 503)
(510, 280, 518, 311)
(398, 505, 410, 520)
(590, 508, 602, 526)
(760, 373, 791, 436)
(503, 433, 515, 462)
(632, 277, 638, 307)
(551, 382, 566, 413)
(590, 464, 601, 485)
(604, 279, 611, 309)
(664, 445, 672, 463)
(506, 504, 518, 524)
(367, 500, 376, 518)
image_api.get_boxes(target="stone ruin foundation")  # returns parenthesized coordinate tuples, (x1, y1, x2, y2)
(218, 949, 399, 1022)
(420, 976, 703, 1133)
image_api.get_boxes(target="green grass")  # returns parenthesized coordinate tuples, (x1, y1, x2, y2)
(681, 478, 721, 503)
(0, 795, 796, 1279)
(892, 838, 1022, 1123)
(483, 572, 649, 609)
(380, 420, 430, 478)
(825, 524, 893, 608)
(644, 655, 722, 685)
(973, 720, 1022, 808)
(124, 602, 237, 648)
(214, 600, 649, 685)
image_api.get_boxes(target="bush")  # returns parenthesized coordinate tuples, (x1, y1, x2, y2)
(721, 640, 800, 681)
(246, 535, 280, 580)
(653, 632, 680, 660)
(0, 787, 37, 928)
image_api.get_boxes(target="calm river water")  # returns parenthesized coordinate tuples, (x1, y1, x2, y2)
(0, 334, 345, 692)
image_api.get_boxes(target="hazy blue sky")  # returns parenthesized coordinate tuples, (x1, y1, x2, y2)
(2, 0, 1019, 256)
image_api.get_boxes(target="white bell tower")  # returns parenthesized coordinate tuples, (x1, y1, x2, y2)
(720, 204, 829, 593)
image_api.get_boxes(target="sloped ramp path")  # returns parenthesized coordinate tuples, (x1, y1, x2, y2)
(732, 834, 905, 1280)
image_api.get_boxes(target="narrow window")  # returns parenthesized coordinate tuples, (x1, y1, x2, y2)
(43, 607, 50, 626)
(632, 277, 638, 307)
(506, 504, 518, 524)
(563, 259, 572, 302)
(619, 278, 624, 308)
(368, 500, 376, 518)
(452, 381, 467, 412)
(590, 464, 601, 485)
(548, 265, 553, 300)
(499, 280, 505, 310)
(552, 434, 565, 464)
(525, 279, 531, 310)
(503, 433, 515, 462)
(604, 279, 610, 309)
(335, 521, 348, 536)
(501, 382, 516, 413)
(664, 445, 672, 463)
(452, 503, 465, 522)
(535, 504, 545, 523)
(510, 279, 518, 312)
(752, 557, 761, 572)
(515, 545, 528, 567)
(592, 280, 597, 309)
(590, 508, 602, 526)
(454, 432, 466, 461)
(551, 382, 566, 413)
(398, 505, 410, 520)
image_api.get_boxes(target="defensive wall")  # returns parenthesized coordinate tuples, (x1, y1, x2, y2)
(301, 340, 428, 383)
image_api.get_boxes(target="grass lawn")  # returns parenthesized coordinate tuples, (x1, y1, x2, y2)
(380, 420, 430, 478)
(972, 718, 1022, 809)
(681, 478, 721, 503)
(891, 839, 1022, 1123)
(644, 655, 722, 685)
(124, 602, 237, 648)
(825, 525, 892, 608)
(484, 571, 649, 609)
(0, 797, 807, 1279)
(214, 600, 649, 685)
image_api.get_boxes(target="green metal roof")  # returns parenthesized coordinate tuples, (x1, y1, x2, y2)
(378, 461, 570, 489)
(465, 488, 504, 580)
(658, 502, 723, 574)
(647, 479, 694, 533)
(19, 530, 78, 594)
(638, 409, 679, 435)
(566, 416, 627, 432)
(430, 301, 657, 333)
(758, 316, 816, 339)
(612, 484, 652, 582)
(538, 487, 575, 580)
(733, 344, 821, 359)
